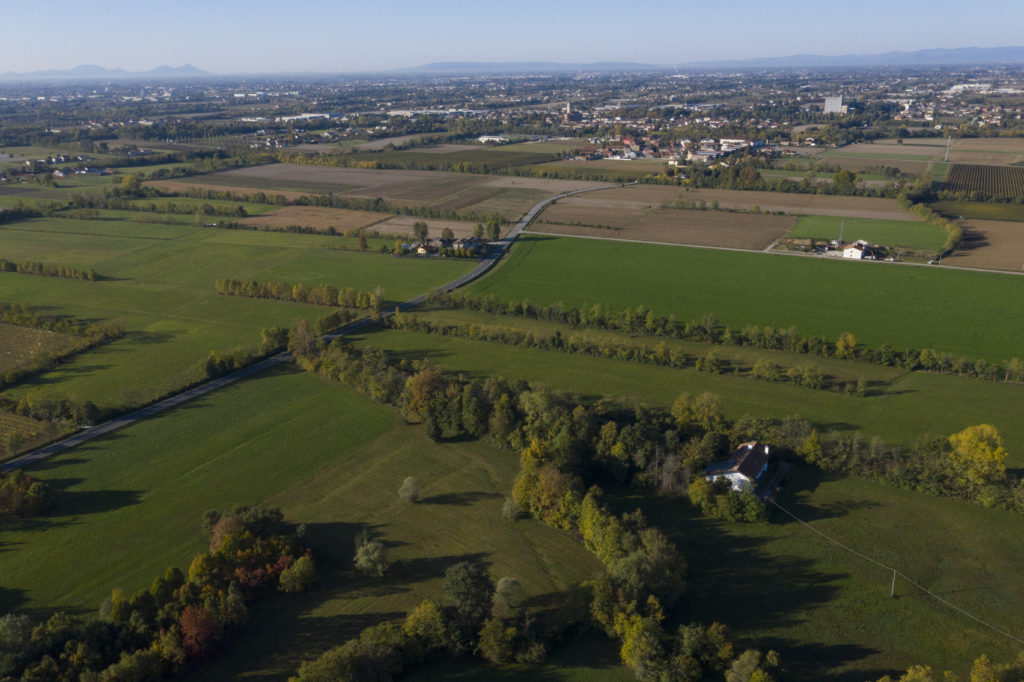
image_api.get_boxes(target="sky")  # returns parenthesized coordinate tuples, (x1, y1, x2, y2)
(3, 0, 1024, 74)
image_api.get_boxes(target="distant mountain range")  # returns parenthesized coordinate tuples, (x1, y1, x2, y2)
(400, 61, 657, 73)
(405, 47, 1024, 73)
(684, 46, 1024, 69)
(0, 64, 208, 80)
(5, 46, 1024, 82)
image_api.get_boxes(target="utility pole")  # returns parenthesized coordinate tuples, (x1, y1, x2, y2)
(890, 569, 897, 598)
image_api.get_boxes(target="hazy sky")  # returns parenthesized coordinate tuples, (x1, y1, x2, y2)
(3, 0, 1024, 73)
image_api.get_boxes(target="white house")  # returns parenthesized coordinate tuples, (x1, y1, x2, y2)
(842, 240, 875, 260)
(705, 441, 771, 492)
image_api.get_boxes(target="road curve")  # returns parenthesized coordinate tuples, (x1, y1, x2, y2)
(2, 181, 629, 473)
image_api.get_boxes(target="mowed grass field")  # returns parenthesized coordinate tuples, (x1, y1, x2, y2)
(785, 215, 948, 252)
(347, 324, 1024, 463)
(0, 217, 474, 408)
(469, 235, 1024, 363)
(1, 368, 607, 680)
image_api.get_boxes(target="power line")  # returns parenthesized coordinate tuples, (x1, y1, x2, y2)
(767, 498, 1024, 647)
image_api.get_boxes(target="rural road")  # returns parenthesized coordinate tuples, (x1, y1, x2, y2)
(2, 182, 629, 473)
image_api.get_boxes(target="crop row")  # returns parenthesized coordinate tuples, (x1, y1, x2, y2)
(943, 163, 1024, 198)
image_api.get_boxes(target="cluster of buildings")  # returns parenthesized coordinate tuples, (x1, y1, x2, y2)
(403, 235, 485, 256)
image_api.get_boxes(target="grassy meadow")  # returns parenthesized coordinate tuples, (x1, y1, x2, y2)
(0, 216, 474, 409)
(630, 471, 1024, 679)
(469, 235, 1024, 363)
(1, 368, 606, 680)
(785, 215, 948, 252)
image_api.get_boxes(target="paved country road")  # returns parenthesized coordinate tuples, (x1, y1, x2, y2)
(1, 182, 629, 473)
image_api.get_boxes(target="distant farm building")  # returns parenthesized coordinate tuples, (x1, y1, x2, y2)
(842, 240, 876, 259)
(705, 441, 771, 492)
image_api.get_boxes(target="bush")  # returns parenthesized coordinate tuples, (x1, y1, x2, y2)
(398, 476, 421, 503)
(279, 555, 317, 592)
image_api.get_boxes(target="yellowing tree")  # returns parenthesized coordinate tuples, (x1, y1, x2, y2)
(948, 424, 1008, 488)
(835, 332, 857, 359)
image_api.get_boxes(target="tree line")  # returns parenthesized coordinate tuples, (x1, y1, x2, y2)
(384, 313, 836, 393)
(0, 506, 312, 680)
(214, 278, 386, 311)
(430, 292, 1024, 384)
(0, 259, 101, 281)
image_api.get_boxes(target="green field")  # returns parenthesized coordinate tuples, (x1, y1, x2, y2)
(469, 236, 1024, 362)
(631, 471, 1024, 678)
(348, 324, 1024, 464)
(785, 215, 948, 252)
(931, 200, 1024, 223)
(1, 368, 606, 680)
(0, 217, 474, 408)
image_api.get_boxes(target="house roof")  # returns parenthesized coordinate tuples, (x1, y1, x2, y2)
(705, 441, 770, 480)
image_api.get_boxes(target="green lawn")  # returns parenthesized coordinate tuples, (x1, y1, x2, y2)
(0, 217, 474, 409)
(347, 326, 1024, 465)
(469, 235, 1024, 362)
(786, 215, 948, 252)
(2, 368, 605, 680)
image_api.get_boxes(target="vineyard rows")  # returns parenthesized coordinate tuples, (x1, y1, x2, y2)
(943, 163, 1024, 198)
(0, 322, 78, 374)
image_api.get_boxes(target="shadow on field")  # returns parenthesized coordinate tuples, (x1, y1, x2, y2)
(37, 478, 143, 517)
(26, 362, 114, 386)
(610, 488, 876, 675)
(779, 469, 879, 522)
(0, 585, 29, 614)
(756, 639, 889, 681)
(125, 329, 179, 345)
(419, 491, 501, 506)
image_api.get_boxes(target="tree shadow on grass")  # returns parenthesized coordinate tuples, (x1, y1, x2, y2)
(755, 639, 889, 681)
(418, 491, 502, 506)
(0, 585, 29, 614)
(609, 489, 885, 676)
(188, 547, 493, 682)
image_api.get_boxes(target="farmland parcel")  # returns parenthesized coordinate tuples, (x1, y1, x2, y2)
(470, 235, 1024, 362)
